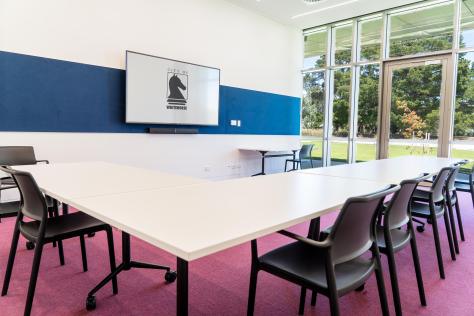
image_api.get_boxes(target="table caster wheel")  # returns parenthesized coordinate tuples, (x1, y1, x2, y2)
(26, 241, 35, 250)
(86, 295, 96, 311)
(88, 232, 96, 238)
(165, 270, 177, 283)
(417, 226, 425, 233)
(355, 284, 365, 292)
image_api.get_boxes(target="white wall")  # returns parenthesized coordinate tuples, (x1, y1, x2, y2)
(0, 0, 303, 187)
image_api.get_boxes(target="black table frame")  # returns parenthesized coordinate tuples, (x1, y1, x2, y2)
(252, 150, 298, 176)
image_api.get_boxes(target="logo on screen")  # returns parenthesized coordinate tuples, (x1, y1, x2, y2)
(166, 69, 188, 110)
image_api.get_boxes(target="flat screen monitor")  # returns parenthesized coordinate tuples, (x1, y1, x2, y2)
(126, 51, 220, 126)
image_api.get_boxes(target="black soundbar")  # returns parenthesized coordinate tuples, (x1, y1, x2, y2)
(148, 127, 198, 134)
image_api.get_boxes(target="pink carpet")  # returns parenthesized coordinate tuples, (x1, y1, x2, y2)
(1, 193, 474, 315)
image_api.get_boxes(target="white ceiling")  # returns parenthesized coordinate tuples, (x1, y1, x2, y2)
(226, 0, 422, 30)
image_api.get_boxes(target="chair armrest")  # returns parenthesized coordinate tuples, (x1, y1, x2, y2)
(278, 230, 330, 248)
(36, 160, 49, 164)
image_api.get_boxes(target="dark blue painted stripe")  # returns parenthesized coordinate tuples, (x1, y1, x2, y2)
(0, 51, 300, 135)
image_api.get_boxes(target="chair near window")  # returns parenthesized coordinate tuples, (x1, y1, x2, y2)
(411, 167, 456, 279)
(247, 184, 399, 316)
(0, 166, 117, 316)
(375, 175, 430, 316)
(285, 144, 314, 172)
(455, 163, 474, 209)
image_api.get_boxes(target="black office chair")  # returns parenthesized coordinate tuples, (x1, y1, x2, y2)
(455, 163, 474, 209)
(0, 166, 117, 316)
(411, 167, 456, 279)
(247, 184, 399, 316)
(285, 144, 314, 172)
(376, 175, 430, 316)
(0, 146, 53, 251)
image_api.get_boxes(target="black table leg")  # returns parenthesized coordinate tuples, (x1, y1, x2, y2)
(252, 151, 267, 176)
(292, 150, 297, 170)
(85, 232, 176, 311)
(177, 257, 188, 316)
(308, 218, 321, 240)
(62, 203, 69, 215)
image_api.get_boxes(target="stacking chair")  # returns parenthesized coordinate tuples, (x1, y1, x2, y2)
(285, 144, 314, 172)
(247, 184, 399, 316)
(455, 164, 474, 209)
(411, 167, 456, 279)
(0, 166, 117, 316)
(376, 175, 429, 316)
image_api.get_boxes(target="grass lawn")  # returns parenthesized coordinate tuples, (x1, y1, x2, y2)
(302, 140, 474, 171)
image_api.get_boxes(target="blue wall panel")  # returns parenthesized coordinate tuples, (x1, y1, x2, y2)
(0, 51, 300, 135)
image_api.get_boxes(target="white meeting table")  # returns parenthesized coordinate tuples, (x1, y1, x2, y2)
(11, 157, 459, 315)
(299, 156, 461, 184)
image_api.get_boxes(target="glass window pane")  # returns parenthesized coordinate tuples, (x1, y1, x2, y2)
(302, 71, 325, 166)
(331, 68, 351, 165)
(359, 17, 383, 62)
(460, 0, 474, 48)
(334, 24, 353, 65)
(453, 52, 474, 171)
(356, 64, 380, 162)
(304, 30, 327, 69)
(389, 2, 454, 57)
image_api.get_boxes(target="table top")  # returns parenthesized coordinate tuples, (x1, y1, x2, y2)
(13, 162, 206, 203)
(299, 156, 461, 184)
(239, 146, 300, 153)
(69, 172, 390, 261)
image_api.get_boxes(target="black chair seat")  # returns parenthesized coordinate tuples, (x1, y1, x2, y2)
(20, 212, 108, 242)
(455, 181, 471, 192)
(0, 201, 20, 217)
(259, 241, 374, 295)
(1, 177, 15, 186)
(376, 227, 411, 253)
(456, 173, 470, 183)
(411, 201, 444, 218)
(412, 189, 430, 201)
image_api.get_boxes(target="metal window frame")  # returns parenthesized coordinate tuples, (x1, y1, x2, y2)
(301, 0, 472, 164)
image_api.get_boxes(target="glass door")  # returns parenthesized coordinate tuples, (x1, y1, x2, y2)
(379, 55, 454, 159)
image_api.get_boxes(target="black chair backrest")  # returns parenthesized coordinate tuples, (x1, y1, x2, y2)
(446, 164, 460, 192)
(328, 184, 400, 265)
(0, 146, 37, 166)
(0, 167, 47, 222)
(299, 144, 313, 159)
(384, 174, 430, 230)
(431, 167, 452, 203)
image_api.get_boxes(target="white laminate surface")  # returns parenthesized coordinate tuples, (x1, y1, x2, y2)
(239, 147, 299, 153)
(299, 156, 461, 184)
(69, 172, 391, 261)
(13, 162, 205, 203)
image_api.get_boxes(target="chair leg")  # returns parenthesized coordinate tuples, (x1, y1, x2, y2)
(57, 240, 65, 266)
(325, 263, 339, 316)
(408, 221, 426, 306)
(384, 235, 402, 316)
(442, 210, 456, 261)
(284, 161, 288, 172)
(247, 265, 258, 316)
(24, 242, 44, 316)
(430, 204, 445, 279)
(2, 220, 21, 296)
(80, 235, 88, 272)
(373, 246, 390, 316)
(106, 228, 118, 294)
(298, 287, 306, 315)
(446, 199, 459, 254)
(454, 193, 465, 242)
(310, 158, 314, 168)
(310, 291, 317, 306)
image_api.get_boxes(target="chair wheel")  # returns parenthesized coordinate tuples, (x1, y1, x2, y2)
(86, 295, 96, 310)
(26, 242, 35, 250)
(165, 270, 177, 283)
(417, 226, 425, 233)
(88, 232, 95, 238)
(355, 284, 365, 292)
